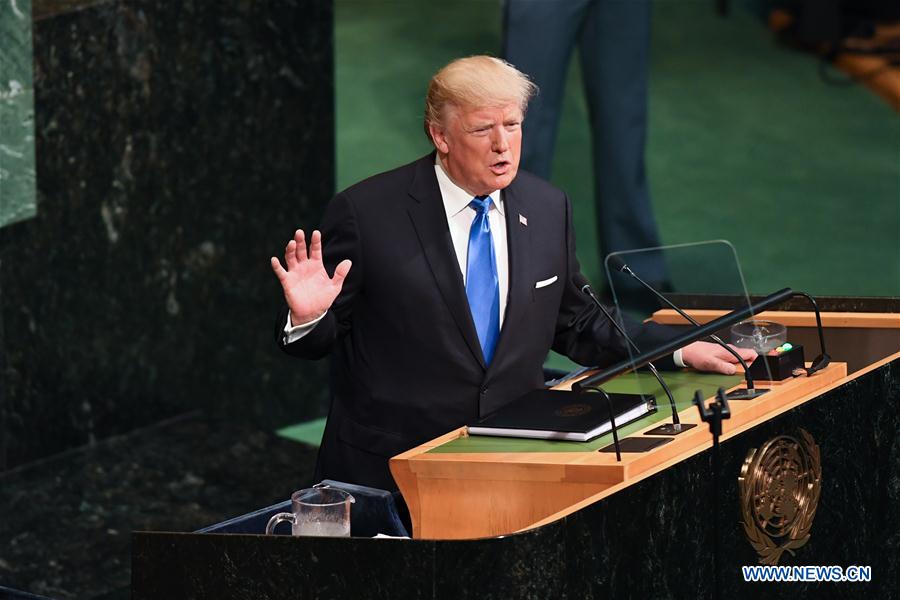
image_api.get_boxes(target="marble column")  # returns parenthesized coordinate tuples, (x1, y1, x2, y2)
(0, 0, 36, 228)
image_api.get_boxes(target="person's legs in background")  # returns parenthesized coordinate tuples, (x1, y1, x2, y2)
(505, 0, 669, 310)
(579, 0, 669, 297)
(502, 0, 591, 179)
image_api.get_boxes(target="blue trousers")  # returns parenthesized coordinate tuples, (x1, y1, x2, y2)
(503, 0, 668, 284)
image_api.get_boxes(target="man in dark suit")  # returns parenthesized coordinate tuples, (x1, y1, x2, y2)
(270, 56, 753, 492)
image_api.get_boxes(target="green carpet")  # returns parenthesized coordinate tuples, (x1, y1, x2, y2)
(277, 417, 327, 447)
(283, 0, 900, 443)
(336, 0, 898, 295)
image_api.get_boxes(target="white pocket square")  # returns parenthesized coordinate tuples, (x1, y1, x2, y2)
(535, 276, 558, 289)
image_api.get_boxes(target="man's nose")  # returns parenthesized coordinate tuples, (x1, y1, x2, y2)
(490, 126, 510, 152)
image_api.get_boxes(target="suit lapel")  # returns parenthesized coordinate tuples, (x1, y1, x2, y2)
(490, 181, 531, 372)
(406, 155, 486, 369)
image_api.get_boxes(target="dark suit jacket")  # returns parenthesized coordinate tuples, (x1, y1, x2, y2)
(278, 153, 678, 491)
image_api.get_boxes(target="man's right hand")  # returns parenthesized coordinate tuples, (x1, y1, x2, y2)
(270, 229, 352, 326)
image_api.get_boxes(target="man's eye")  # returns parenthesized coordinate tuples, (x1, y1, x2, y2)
(505, 122, 521, 131)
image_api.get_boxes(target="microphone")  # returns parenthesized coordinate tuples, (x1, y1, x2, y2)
(593, 387, 621, 461)
(575, 274, 695, 436)
(791, 292, 831, 376)
(607, 255, 768, 400)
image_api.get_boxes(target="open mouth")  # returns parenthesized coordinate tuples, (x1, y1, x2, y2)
(490, 160, 510, 175)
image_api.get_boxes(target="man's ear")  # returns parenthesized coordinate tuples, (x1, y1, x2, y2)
(429, 122, 449, 154)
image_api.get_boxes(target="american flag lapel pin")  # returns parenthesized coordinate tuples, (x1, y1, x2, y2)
(519, 214, 528, 226)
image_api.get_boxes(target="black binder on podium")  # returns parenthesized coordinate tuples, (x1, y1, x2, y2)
(468, 389, 656, 441)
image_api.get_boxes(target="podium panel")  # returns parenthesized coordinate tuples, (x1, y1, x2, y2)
(133, 354, 899, 599)
(133, 303, 899, 599)
(391, 364, 847, 539)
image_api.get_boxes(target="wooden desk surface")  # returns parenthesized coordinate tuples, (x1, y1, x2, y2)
(391, 362, 850, 540)
(651, 309, 900, 329)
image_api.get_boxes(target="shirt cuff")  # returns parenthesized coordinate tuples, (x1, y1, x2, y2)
(673, 348, 686, 368)
(282, 311, 327, 344)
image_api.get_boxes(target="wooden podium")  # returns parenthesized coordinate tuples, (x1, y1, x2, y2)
(391, 307, 899, 540)
(133, 302, 899, 599)
(391, 363, 847, 540)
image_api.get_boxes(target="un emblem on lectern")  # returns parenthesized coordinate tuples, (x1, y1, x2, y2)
(739, 429, 822, 565)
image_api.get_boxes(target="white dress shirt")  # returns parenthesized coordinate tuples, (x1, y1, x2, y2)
(281, 159, 686, 367)
(283, 157, 510, 342)
(433, 157, 509, 327)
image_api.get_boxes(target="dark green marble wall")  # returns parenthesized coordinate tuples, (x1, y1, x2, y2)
(0, 0, 333, 469)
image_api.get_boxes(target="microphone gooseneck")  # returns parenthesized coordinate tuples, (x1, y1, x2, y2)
(610, 257, 759, 392)
(592, 387, 621, 462)
(791, 292, 831, 375)
(575, 275, 685, 431)
(573, 288, 793, 393)
(606, 254, 629, 274)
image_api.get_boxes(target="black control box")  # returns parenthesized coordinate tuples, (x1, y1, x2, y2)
(747, 344, 805, 381)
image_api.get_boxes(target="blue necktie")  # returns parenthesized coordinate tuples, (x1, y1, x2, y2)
(466, 196, 500, 365)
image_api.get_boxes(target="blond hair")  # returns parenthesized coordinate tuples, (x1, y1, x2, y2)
(424, 56, 537, 142)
